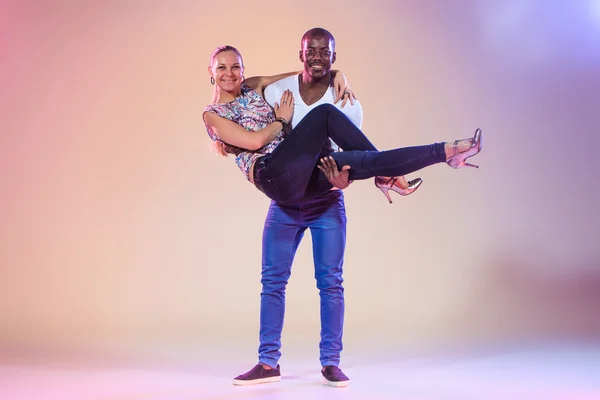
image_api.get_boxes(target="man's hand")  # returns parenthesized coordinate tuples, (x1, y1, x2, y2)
(317, 156, 352, 190)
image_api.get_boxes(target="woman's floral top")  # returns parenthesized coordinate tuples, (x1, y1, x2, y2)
(203, 84, 285, 181)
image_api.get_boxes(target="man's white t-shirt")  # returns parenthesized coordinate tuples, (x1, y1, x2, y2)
(264, 75, 363, 132)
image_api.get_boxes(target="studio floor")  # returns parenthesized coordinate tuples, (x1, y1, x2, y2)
(1, 342, 599, 400)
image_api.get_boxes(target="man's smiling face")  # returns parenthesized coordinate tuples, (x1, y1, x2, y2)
(299, 35, 336, 79)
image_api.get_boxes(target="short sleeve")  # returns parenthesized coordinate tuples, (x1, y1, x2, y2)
(203, 108, 220, 142)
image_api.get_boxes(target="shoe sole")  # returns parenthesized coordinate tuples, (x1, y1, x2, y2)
(322, 377, 349, 387)
(233, 376, 281, 386)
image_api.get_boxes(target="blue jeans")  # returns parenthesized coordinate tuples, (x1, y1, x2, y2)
(259, 190, 346, 368)
(253, 104, 446, 204)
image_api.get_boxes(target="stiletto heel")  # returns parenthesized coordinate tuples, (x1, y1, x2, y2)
(374, 176, 423, 204)
(379, 187, 393, 203)
(446, 128, 483, 169)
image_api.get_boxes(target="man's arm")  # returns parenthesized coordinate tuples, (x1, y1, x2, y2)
(244, 71, 301, 95)
(257, 70, 351, 101)
(322, 85, 364, 189)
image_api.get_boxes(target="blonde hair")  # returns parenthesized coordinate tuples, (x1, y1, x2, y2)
(208, 45, 244, 157)
(212, 141, 229, 157)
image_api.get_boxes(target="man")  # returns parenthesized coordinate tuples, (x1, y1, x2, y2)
(233, 28, 415, 387)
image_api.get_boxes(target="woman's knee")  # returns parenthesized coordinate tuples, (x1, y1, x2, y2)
(315, 104, 340, 119)
(314, 103, 337, 112)
(305, 103, 337, 119)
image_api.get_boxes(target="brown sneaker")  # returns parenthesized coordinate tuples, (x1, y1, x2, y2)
(233, 364, 281, 386)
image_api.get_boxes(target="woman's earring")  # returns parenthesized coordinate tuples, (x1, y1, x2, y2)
(210, 77, 215, 85)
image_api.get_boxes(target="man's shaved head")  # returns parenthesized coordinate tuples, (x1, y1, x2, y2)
(301, 27, 335, 50)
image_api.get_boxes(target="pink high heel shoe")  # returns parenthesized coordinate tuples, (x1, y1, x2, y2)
(446, 128, 484, 169)
(374, 176, 423, 204)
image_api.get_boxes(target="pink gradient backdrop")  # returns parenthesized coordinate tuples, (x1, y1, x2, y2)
(1, 0, 599, 359)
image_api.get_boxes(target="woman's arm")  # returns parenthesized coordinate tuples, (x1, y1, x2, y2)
(203, 112, 284, 151)
(244, 71, 301, 94)
(203, 90, 295, 151)
(331, 70, 357, 106)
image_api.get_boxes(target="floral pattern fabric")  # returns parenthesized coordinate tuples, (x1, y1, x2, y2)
(204, 84, 286, 181)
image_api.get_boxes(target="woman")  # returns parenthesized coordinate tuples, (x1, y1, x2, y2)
(203, 45, 483, 205)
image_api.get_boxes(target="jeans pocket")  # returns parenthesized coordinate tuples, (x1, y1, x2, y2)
(264, 171, 297, 204)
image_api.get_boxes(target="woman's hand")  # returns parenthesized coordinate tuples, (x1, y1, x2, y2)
(332, 72, 357, 107)
(337, 87, 357, 108)
(273, 90, 295, 123)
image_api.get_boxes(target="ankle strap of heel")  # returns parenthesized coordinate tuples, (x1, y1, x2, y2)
(452, 140, 460, 156)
